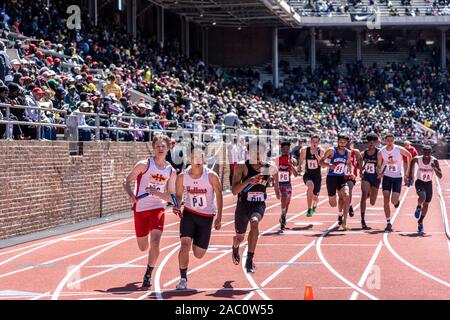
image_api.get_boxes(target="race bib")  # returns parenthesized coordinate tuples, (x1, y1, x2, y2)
(386, 164, 398, 173)
(365, 163, 376, 174)
(344, 165, 353, 176)
(148, 183, 164, 193)
(278, 171, 290, 182)
(307, 159, 318, 170)
(247, 192, 265, 202)
(190, 194, 207, 209)
(420, 171, 432, 182)
(333, 163, 346, 174)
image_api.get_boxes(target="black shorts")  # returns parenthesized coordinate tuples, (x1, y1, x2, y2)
(362, 174, 381, 189)
(326, 175, 348, 197)
(415, 180, 433, 203)
(235, 199, 266, 234)
(180, 209, 214, 250)
(382, 176, 402, 194)
(345, 178, 357, 187)
(303, 173, 322, 195)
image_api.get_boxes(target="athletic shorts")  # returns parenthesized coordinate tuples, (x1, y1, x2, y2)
(382, 176, 403, 194)
(326, 175, 348, 197)
(279, 183, 292, 196)
(235, 199, 266, 234)
(415, 180, 433, 203)
(133, 207, 165, 237)
(180, 209, 214, 250)
(345, 178, 357, 188)
(303, 173, 322, 195)
(362, 174, 381, 189)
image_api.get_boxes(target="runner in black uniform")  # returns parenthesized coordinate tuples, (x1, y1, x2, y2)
(299, 135, 324, 217)
(231, 138, 279, 273)
(360, 133, 381, 229)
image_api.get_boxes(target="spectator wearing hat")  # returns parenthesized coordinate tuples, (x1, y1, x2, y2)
(64, 85, 80, 110)
(72, 101, 93, 141)
(0, 40, 13, 83)
(52, 57, 62, 74)
(103, 74, 122, 100)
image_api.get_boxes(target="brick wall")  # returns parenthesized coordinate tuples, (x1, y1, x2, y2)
(0, 141, 154, 240)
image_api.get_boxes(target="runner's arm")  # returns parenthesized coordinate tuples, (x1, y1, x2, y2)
(231, 164, 256, 195)
(298, 147, 306, 172)
(319, 148, 334, 169)
(123, 160, 148, 202)
(290, 158, 299, 177)
(408, 157, 417, 181)
(209, 173, 223, 227)
(271, 165, 281, 199)
(399, 147, 412, 179)
(175, 173, 184, 208)
(432, 159, 443, 179)
(377, 151, 384, 178)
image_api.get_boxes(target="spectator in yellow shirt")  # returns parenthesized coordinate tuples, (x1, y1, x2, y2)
(103, 74, 122, 100)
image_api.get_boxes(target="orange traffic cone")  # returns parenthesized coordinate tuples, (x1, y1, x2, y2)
(304, 284, 314, 300)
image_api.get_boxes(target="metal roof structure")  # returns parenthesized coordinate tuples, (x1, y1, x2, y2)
(146, 0, 301, 27)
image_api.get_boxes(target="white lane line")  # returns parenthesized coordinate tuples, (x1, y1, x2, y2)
(69, 242, 180, 287)
(241, 195, 330, 301)
(349, 186, 410, 300)
(161, 189, 311, 290)
(243, 292, 255, 300)
(30, 291, 51, 300)
(143, 244, 181, 300)
(51, 236, 135, 300)
(435, 176, 450, 241)
(315, 191, 381, 301)
(242, 245, 271, 300)
(0, 220, 180, 279)
(0, 241, 118, 279)
(349, 241, 383, 300)
(383, 186, 450, 288)
(0, 218, 134, 268)
(316, 219, 379, 300)
(260, 241, 316, 288)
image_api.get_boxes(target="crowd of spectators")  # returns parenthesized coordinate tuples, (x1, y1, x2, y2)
(0, 0, 448, 145)
(294, 0, 450, 17)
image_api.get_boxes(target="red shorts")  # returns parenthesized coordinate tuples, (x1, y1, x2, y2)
(133, 208, 165, 237)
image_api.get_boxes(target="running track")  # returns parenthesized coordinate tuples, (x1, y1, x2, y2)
(1, 164, 449, 300)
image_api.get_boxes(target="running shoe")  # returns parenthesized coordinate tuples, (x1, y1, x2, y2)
(349, 205, 354, 217)
(418, 223, 424, 234)
(384, 223, 393, 232)
(338, 214, 343, 226)
(341, 223, 348, 231)
(232, 246, 240, 265)
(312, 206, 317, 214)
(306, 208, 313, 218)
(142, 274, 151, 287)
(414, 207, 422, 220)
(279, 215, 286, 231)
(394, 202, 400, 209)
(176, 278, 188, 290)
(245, 259, 256, 273)
(361, 220, 368, 230)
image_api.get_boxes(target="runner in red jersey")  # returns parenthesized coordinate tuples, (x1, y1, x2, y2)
(123, 134, 177, 288)
(277, 141, 298, 231)
(343, 141, 363, 218)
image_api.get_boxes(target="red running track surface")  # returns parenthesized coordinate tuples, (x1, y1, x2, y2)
(0, 163, 449, 300)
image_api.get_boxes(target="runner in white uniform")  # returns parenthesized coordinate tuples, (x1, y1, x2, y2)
(173, 142, 223, 290)
(408, 145, 442, 234)
(123, 134, 177, 288)
(377, 133, 412, 232)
